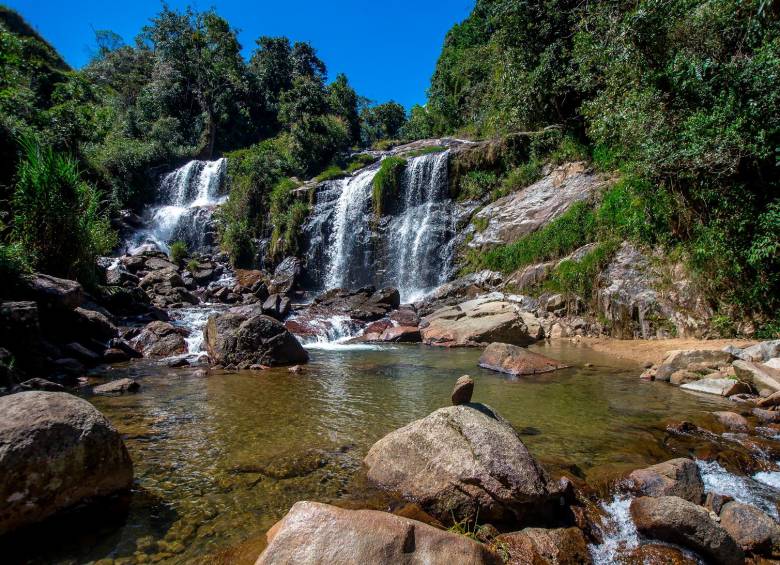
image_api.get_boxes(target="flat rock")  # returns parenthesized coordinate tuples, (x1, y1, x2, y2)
(478, 342, 569, 375)
(662, 349, 734, 370)
(680, 378, 749, 397)
(255, 501, 500, 565)
(0, 392, 133, 535)
(733, 360, 780, 392)
(379, 325, 421, 343)
(22, 273, 83, 310)
(627, 458, 704, 504)
(630, 496, 744, 565)
(364, 403, 554, 524)
(93, 378, 140, 395)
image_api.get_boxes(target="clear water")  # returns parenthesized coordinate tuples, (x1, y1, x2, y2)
(14, 342, 753, 564)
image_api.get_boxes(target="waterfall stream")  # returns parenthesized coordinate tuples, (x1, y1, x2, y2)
(127, 158, 227, 254)
(303, 150, 455, 302)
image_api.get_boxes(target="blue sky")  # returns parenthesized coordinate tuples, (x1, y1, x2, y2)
(4, 0, 474, 108)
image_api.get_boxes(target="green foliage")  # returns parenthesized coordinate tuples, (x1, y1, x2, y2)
(269, 177, 307, 259)
(11, 137, 116, 283)
(169, 240, 187, 264)
(345, 153, 377, 173)
(596, 176, 675, 245)
(0, 241, 30, 282)
(543, 240, 620, 302)
(458, 170, 500, 202)
(498, 159, 544, 198)
(472, 216, 488, 233)
(361, 101, 407, 146)
(372, 156, 407, 217)
(315, 165, 347, 182)
(404, 145, 446, 158)
(186, 258, 200, 273)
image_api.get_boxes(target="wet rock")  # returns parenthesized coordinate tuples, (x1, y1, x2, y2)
(733, 360, 780, 392)
(756, 390, 780, 408)
(654, 364, 676, 382)
(53, 357, 85, 377)
(204, 312, 308, 367)
(680, 378, 750, 397)
(305, 287, 400, 322)
(21, 273, 83, 310)
(629, 496, 744, 565)
(478, 342, 569, 376)
(145, 257, 177, 271)
(495, 527, 591, 565)
(712, 411, 749, 432)
(105, 265, 138, 287)
(130, 321, 187, 357)
(267, 256, 302, 296)
(379, 325, 421, 342)
(261, 293, 291, 320)
(63, 342, 101, 365)
(627, 458, 704, 504)
(0, 301, 39, 332)
(288, 365, 304, 374)
(139, 267, 184, 290)
(623, 544, 699, 564)
(0, 391, 133, 535)
(719, 501, 780, 556)
(364, 403, 555, 524)
(421, 295, 543, 347)
(752, 407, 780, 424)
(662, 349, 734, 370)
(368, 287, 401, 309)
(704, 493, 733, 515)
(20, 378, 66, 392)
(73, 306, 118, 341)
(102, 348, 130, 363)
(256, 501, 500, 565)
(451, 375, 474, 405)
(93, 378, 140, 395)
(390, 307, 420, 327)
(167, 357, 190, 368)
(670, 370, 700, 385)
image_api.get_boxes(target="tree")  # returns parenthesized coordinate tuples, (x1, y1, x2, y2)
(360, 101, 407, 145)
(327, 73, 360, 145)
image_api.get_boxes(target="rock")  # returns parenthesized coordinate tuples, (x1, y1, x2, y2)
(63, 342, 101, 365)
(368, 287, 401, 310)
(145, 257, 177, 271)
(268, 256, 302, 296)
(288, 365, 304, 374)
(0, 300, 39, 332)
(93, 378, 140, 395)
(167, 357, 190, 368)
(130, 321, 187, 357)
(416, 270, 503, 315)
(719, 501, 780, 556)
(662, 349, 734, 370)
(305, 287, 400, 322)
(654, 364, 676, 382)
(255, 501, 500, 565)
(0, 391, 133, 535)
(204, 312, 308, 367)
(138, 268, 184, 290)
(495, 527, 592, 565)
(421, 295, 543, 347)
(105, 265, 139, 287)
(765, 357, 780, 370)
(262, 293, 291, 320)
(704, 493, 733, 515)
(630, 496, 744, 565)
(364, 403, 554, 524)
(102, 348, 130, 363)
(752, 407, 780, 424)
(20, 378, 66, 392)
(22, 273, 83, 310)
(235, 268, 266, 290)
(741, 340, 780, 363)
(627, 458, 704, 503)
(379, 325, 421, 342)
(451, 375, 474, 405)
(680, 378, 750, 397)
(712, 411, 749, 432)
(390, 308, 419, 327)
(53, 357, 85, 377)
(670, 370, 700, 385)
(623, 544, 699, 564)
(733, 360, 780, 392)
(73, 307, 119, 341)
(365, 319, 393, 335)
(478, 342, 569, 376)
(756, 390, 780, 408)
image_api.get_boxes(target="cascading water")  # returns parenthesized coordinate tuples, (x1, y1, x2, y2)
(127, 158, 227, 254)
(303, 150, 455, 303)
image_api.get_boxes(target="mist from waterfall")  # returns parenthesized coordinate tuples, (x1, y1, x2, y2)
(303, 150, 455, 302)
(127, 158, 227, 254)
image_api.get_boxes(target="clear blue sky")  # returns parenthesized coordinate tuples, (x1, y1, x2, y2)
(4, 0, 474, 108)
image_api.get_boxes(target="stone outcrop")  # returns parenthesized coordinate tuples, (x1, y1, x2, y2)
(364, 403, 555, 524)
(495, 527, 592, 565)
(0, 391, 133, 535)
(478, 342, 569, 376)
(420, 295, 543, 347)
(733, 360, 780, 392)
(130, 321, 187, 357)
(719, 501, 780, 556)
(629, 496, 744, 565)
(627, 458, 704, 504)
(680, 378, 750, 397)
(204, 311, 308, 368)
(255, 501, 501, 565)
(305, 286, 401, 322)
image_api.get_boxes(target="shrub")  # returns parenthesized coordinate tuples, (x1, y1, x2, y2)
(0, 241, 30, 282)
(543, 239, 620, 302)
(458, 170, 500, 202)
(186, 258, 200, 273)
(314, 165, 346, 182)
(372, 156, 407, 216)
(498, 158, 544, 197)
(169, 240, 187, 264)
(346, 153, 377, 173)
(12, 137, 116, 283)
(405, 145, 446, 158)
(269, 177, 307, 259)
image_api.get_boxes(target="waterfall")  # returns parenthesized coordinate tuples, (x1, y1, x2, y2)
(303, 150, 455, 302)
(128, 158, 227, 254)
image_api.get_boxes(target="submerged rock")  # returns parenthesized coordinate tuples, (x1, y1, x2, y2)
(451, 375, 474, 405)
(478, 342, 569, 376)
(627, 458, 704, 504)
(629, 496, 744, 565)
(364, 403, 554, 524)
(256, 501, 500, 565)
(0, 391, 133, 535)
(93, 378, 140, 395)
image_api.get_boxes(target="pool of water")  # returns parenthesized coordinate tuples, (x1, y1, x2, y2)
(18, 342, 741, 564)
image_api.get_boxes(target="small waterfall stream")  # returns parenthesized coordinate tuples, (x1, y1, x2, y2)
(127, 158, 227, 254)
(304, 150, 455, 303)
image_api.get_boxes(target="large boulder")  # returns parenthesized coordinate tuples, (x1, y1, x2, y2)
(661, 349, 733, 370)
(21, 273, 83, 310)
(364, 404, 555, 524)
(0, 392, 133, 535)
(740, 340, 780, 363)
(733, 360, 780, 392)
(256, 501, 500, 565)
(680, 378, 750, 397)
(305, 287, 401, 322)
(719, 501, 780, 556)
(495, 527, 592, 565)
(627, 458, 704, 503)
(130, 321, 187, 357)
(629, 496, 744, 565)
(478, 342, 569, 375)
(204, 312, 308, 367)
(420, 295, 543, 347)
(268, 256, 302, 296)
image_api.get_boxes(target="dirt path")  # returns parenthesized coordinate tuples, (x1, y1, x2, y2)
(574, 336, 757, 366)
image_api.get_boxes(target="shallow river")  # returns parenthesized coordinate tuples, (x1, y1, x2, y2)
(16, 342, 748, 564)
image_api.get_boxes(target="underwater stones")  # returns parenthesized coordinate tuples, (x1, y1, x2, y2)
(495, 527, 591, 565)
(256, 501, 501, 565)
(364, 403, 553, 524)
(451, 375, 474, 405)
(0, 391, 133, 535)
(478, 342, 569, 376)
(630, 496, 744, 565)
(719, 501, 780, 555)
(627, 458, 704, 504)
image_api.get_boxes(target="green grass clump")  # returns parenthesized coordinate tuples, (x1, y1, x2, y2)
(405, 145, 446, 158)
(458, 170, 500, 202)
(169, 240, 187, 264)
(314, 165, 347, 183)
(269, 177, 308, 258)
(543, 239, 620, 301)
(472, 216, 489, 232)
(372, 156, 407, 217)
(345, 153, 378, 173)
(186, 258, 200, 273)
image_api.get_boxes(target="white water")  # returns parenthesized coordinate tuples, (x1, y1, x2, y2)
(696, 459, 780, 519)
(128, 158, 226, 253)
(754, 468, 780, 489)
(588, 496, 639, 563)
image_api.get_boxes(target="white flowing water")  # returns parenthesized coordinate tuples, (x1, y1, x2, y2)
(128, 158, 227, 254)
(696, 459, 780, 519)
(588, 496, 640, 564)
